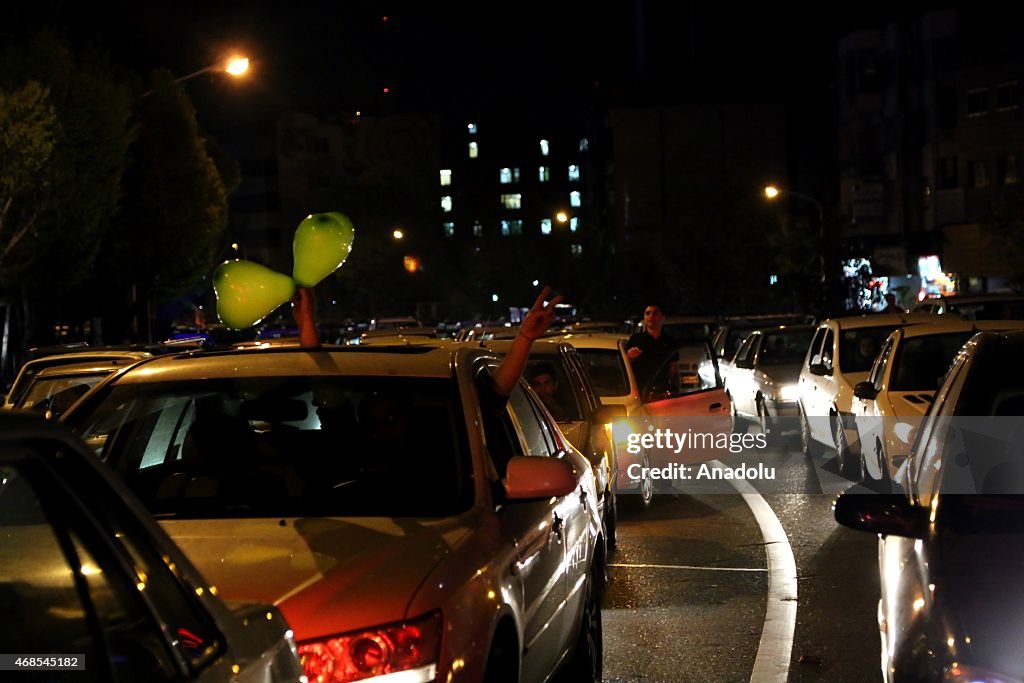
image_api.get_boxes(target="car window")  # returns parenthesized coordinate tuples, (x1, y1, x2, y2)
(565, 351, 599, 414)
(759, 329, 814, 365)
(507, 384, 555, 456)
(818, 329, 835, 371)
(910, 353, 970, 504)
(644, 343, 720, 402)
(70, 376, 473, 518)
(806, 327, 826, 368)
(838, 325, 899, 373)
(734, 334, 758, 366)
(524, 356, 583, 422)
(577, 348, 631, 397)
(870, 337, 894, 391)
(889, 332, 975, 392)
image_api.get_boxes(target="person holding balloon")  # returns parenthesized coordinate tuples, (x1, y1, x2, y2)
(214, 211, 563, 398)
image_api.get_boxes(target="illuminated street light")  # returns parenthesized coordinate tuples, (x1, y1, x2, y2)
(764, 185, 780, 199)
(230, 242, 239, 251)
(492, 294, 499, 303)
(142, 53, 251, 97)
(393, 229, 405, 240)
(555, 211, 569, 224)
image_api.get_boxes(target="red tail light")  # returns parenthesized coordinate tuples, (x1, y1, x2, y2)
(298, 611, 441, 682)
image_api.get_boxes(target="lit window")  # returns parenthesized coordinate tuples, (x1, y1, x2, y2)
(500, 167, 512, 184)
(441, 195, 453, 212)
(510, 219, 523, 235)
(569, 217, 579, 232)
(540, 139, 550, 156)
(579, 138, 589, 152)
(500, 220, 511, 237)
(468, 122, 478, 134)
(539, 166, 550, 182)
(469, 141, 479, 158)
(512, 167, 520, 182)
(500, 193, 522, 209)
(473, 221, 483, 237)
(443, 222, 455, 238)
(540, 219, 552, 235)
(569, 191, 581, 208)
(440, 169, 452, 186)
(568, 164, 580, 181)
(571, 244, 583, 256)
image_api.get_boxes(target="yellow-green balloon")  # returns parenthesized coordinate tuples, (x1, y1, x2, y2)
(292, 212, 355, 288)
(214, 260, 296, 329)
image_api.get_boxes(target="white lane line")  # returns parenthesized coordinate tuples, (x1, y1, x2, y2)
(610, 563, 766, 572)
(714, 461, 798, 683)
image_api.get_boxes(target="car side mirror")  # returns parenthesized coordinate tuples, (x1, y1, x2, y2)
(503, 456, 578, 500)
(809, 363, 829, 376)
(734, 357, 754, 370)
(593, 404, 626, 424)
(833, 493, 928, 538)
(853, 381, 879, 400)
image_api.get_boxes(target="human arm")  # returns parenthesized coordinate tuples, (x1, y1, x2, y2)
(490, 286, 564, 396)
(291, 287, 321, 349)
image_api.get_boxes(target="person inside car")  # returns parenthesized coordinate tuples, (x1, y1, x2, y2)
(527, 362, 571, 421)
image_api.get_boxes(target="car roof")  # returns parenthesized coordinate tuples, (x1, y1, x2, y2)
(104, 345, 490, 384)
(31, 361, 128, 378)
(555, 333, 627, 350)
(898, 319, 1024, 339)
(21, 350, 153, 368)
(821, 312, 939, 330)
(747, 323, 817, 335)
(477, 338, 569, 354)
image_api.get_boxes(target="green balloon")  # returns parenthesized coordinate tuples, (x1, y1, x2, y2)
(292, 212, 356, 287)
(214, 260, 296, 329)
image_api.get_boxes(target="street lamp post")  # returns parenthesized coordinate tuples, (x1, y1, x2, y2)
(141, 56, 250, 97)
(764, 185, 826, 287)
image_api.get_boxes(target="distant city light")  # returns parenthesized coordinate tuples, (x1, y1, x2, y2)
(492, 294, 499, 302)
(769, 275, 779, 285)
(532, 280, 540, 287)
(555, 211, 569, 223)
(393, 229, 404, 240)
(225, 57, 249, 76)
(230, 242, 239, 250)
(383, 87, 390, 93)
(764, 185, 780, 199)
(403, 255, 420, 273)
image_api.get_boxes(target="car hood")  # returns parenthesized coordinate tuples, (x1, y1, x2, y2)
(934, 533, 1024, 677)
(889, 391, 934, 417)
(162, 516, 472, 641)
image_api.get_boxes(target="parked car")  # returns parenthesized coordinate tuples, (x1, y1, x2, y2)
(3, 350, 152, 412)
(726, 324, 816, 441)
(63, 344, 604, 683)
(850, 320, 1024, 485)
(797, 313, 937, 477)
(8, 360, 142, 420)
(834, 329, 1024, 683)
(0, 413, 304, 682)
(910, 292, 1024, 319)
(480, 338, 626, 548)
(561, 333, 732, 504)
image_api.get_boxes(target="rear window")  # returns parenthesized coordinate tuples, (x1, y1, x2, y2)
(577, 349, 631, 397)
(67, 376, 472, 518)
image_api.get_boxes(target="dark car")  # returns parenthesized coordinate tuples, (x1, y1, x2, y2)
(0, 413, 304, 682)
(834, 330, 1024, 683)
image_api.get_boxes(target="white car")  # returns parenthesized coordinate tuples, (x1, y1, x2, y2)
(798, 313, 937, 477)
(726, 324, 816, 441)
(849, 319, 1024, 484)
(560, 333, 732, 505)
(64, 343, 604, 683)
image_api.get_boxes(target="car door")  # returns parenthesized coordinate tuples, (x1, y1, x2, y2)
(640, 342, 732, 465)
(729, 333, 760, 417)
(489, 379, 573, 681)
(803, 325, 836, 444)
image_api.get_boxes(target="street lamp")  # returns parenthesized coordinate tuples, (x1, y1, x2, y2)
(763, 184, 825, 285)
(142, 55, 250, 97)
(392, 229, 405, 240)
(555, 211, 569, 224)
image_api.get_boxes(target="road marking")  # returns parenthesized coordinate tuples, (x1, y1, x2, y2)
(610, 563, 766, 572)
(714, 461, 798, 683)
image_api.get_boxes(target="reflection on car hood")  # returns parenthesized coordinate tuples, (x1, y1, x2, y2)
(935, 532, 1024, 678)
(162, 516, 471, 641)
(759, 363, 801, 385)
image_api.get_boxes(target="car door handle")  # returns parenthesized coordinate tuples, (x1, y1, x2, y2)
(552, 511, 564, 540)
(709, 402, 723, 412)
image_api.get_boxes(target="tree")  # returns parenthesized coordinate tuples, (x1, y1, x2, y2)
(0, 32, 132, 344)
(91, 69, 230, 338)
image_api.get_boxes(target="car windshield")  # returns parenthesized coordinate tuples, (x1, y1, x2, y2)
(18, 373, 110, 414)
(68, 376, 473, 519)
(889, 332, 976, 391)
(577, 349, 631, 397)
(839, 325, 901, 373)
(759, 329, 815, 365)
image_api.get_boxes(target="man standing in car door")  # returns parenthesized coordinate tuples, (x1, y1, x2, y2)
(626, 304, 679, 395)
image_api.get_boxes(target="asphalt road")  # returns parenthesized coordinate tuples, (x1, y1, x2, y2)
(601, 437, 881, 682)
